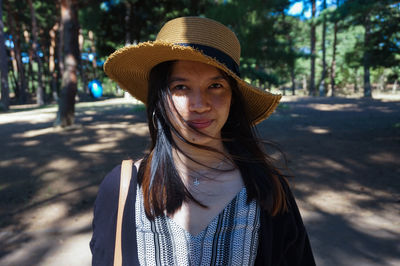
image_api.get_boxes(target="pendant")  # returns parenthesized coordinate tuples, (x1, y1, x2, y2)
(193, 177, 200, 186)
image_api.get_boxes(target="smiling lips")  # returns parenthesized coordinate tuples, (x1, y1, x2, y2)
(188, 119, 213, 129)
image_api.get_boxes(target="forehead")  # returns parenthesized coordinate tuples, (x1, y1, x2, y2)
(170, 60, 225, 79)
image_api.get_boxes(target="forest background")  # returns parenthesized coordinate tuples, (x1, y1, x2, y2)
(1, 1, 400, 265)
(0, 0, 399, 125)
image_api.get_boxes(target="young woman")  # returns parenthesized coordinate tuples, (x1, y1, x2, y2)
(91, 17, 315, 266)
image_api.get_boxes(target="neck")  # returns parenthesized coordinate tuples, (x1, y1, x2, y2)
(171, 133, 229, 170)
(175, 145, 226, 170)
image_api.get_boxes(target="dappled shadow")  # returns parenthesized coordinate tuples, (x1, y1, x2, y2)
(259, 97, 400, 266)
(307, 207, 399, 266)
(0, 97, 399, 265)
(0, 99, 149, 265)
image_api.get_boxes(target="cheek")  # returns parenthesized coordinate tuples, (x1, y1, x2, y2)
(169, 96, 188, 121)
(172, 96, 188, 112)
(215, 93, 232, 116)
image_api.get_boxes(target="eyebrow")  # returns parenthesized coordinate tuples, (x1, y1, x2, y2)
(168, 75, 227, 83)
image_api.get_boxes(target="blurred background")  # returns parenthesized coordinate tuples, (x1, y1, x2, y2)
(0, 0, 399, 115)
(0, 0, 399, 265)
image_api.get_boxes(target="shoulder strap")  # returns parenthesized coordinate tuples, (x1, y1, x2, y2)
(114, 160, 134, 266)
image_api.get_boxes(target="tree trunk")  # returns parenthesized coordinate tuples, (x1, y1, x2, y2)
(132, 1, 144, 45)
(78, 30, 88, 94)
(330, 1, 339, 97)
(13, 22, 28, 103)
(378, 71, 385, 91)
(124, 1, 132, 46)
(28, 0, 45, 105)
(317, 0, 327, 97)
(291, 67, 296, 96)
(23, 29, 34, 94)
(392, 79, 397, 93)
(88, 30, 97, 79)
(49, 23, 59, 101)
(10, 70, 18, 95)
(9, 35, 19, 97)
(309, 0, 316, 96)
(54, 0, 80, 127)
(363, 15, 372, 98)
(0, 0, 10, 110)
(354, 69, 359, 93)
(58, 10, 64, 76)
(40, 36, 50, 101)
(7, 2, 27, 103)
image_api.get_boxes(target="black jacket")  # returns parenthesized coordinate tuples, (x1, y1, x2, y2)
(90, 165, 316, 266)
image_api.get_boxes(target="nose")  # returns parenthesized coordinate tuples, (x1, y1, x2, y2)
(189, 89, 211, 113)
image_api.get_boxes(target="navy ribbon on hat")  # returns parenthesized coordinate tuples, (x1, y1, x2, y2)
(177, 43, 241, 77)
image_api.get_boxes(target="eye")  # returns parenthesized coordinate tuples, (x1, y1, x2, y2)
(209, 83, 223, 89)
(170, 84, 188, 91)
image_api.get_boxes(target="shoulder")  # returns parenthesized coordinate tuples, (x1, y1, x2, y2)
(256, 177, 316, 265)
(276, 176, 304, 223)
(101, 164, 122, 187)
(98, 159, 141, 199)
(90, 165, 122, 264)
(97, 165, 122, 202)
(90, 161, 140, 264)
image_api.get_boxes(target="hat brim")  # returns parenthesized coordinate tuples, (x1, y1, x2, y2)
(104, 41, 281, 125)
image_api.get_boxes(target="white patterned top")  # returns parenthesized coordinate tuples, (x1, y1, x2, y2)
(135, 185, 260, 266)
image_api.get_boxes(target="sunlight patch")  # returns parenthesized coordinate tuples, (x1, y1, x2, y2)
(369, 152, 399, 164)
(46, 158, 78, 170)
(40, 232, 92, 266)
(27, 202, 69, 230)
(22, 140, 40, 147)
(308, 103, 359, 111)
(307, 190, 371, 215)
(308, 126, 330, 134)
(13, 127, 56, 138)
(75, 142, 118, 152)
(306, 158, 352, 173)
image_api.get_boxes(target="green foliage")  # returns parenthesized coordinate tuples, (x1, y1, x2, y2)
(2, 0, 400, 104)
(338, 0, 400, 69)
(204, 0, 301, 86)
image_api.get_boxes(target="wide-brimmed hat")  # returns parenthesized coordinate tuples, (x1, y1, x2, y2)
(104, 16, 281, 124)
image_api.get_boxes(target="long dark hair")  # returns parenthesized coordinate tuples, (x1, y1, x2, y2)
(137, 61, 287, 219)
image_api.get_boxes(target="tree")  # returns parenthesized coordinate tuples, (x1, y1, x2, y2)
(339, 0, 400, 97)
(88, 30, 97, 79)
(317, 0, 327, 96)
(309, 0, 316, 96)
(49, 22, 59, 101)
(330, 0, 341, 97)
(0, 0, 10, 110)
(28, 0, 45, 105)
(6, 0, 28, 103)
(363, 14, 372, 97)
(205, 0, 294, 88)
(54, 0, 80, 127)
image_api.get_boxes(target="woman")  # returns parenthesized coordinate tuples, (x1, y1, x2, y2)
(91, 17, 315, 266)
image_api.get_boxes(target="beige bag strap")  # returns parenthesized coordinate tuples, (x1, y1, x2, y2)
(113, 160, 133, 266)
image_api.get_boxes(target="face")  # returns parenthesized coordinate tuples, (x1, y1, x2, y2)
(167, 60, 232, 147)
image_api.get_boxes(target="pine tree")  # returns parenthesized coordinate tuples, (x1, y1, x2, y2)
(0, 0, 10, 110)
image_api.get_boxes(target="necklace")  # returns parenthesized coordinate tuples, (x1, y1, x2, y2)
(192, 159, 227, 186)
(193, 177, 201, 186)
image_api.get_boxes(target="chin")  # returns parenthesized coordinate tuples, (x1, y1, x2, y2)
(186, 133, 220, 146)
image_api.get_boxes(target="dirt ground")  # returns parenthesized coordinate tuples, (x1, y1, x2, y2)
(0, 96, 399, 266)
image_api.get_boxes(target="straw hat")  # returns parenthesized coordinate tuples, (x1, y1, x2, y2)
(104, 17, 281, 124)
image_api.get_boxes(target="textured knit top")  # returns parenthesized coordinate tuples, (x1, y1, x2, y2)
(135, 185, 261, 266)
(90, 164, 316, 266)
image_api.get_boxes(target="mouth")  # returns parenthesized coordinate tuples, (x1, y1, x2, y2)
(188, 119, 213, 129)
